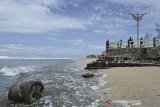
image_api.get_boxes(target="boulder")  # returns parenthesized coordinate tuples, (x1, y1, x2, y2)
(82, 73, 94, 78)
(8, 81, 44, 103)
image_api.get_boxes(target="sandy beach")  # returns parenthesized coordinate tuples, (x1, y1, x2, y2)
(104, 67, 160, 107)
(82, 58, 160, 107)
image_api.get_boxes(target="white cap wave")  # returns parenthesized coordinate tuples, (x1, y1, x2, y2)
(0, 66, 37, 76)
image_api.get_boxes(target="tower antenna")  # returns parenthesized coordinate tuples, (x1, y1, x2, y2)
(129, 12, 147, 47)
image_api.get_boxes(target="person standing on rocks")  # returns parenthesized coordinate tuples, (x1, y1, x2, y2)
(119, 40, 122, 48)
(140, 37, 143, 48)
(130, 37, 134, 48)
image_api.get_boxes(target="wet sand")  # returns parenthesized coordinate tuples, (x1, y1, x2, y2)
(81, 58, 160, 107)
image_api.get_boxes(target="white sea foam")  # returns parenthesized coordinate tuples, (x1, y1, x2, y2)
(90, 73, 107, 92)
(0, 65, 37, 76)
(91, 86, 100, 90)
(43, 96, 53, 107)
(113, 100, 141, 107)
(70, 67, 83, 72)
(91, 80, 107, 91)
(87, 99, 100, 107)
(98, 79, 107, 87)
(100, 73, 108, 79)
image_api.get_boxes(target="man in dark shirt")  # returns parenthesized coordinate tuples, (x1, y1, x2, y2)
(140, 37, 143, 48)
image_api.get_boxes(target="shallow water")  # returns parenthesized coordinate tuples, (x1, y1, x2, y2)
(0, 59, 106, 107)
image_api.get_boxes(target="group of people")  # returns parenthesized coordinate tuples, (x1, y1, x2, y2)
(106, 36, 160, 50)
(106, 37, 145, 49)
(120, 37, 144, 48)
(127, 37, 144, 48)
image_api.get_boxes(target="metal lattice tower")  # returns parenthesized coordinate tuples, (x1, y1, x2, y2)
(129, 12, 147, 47)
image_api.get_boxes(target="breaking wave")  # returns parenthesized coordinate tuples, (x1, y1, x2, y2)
(0, 65, 38, 76)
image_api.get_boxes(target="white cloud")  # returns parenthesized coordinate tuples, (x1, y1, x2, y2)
(1, 0, 160, 58)
(72, 39, 83, 45)
(0, 44, 44, 51)
(47, 37, 84, 44)
(87, 44, 104, 50)
(89, 0, 160, 39)
(0, 0, 91, 33)
(107, 0, 160, 14)
(108, 0, 153, 7)
(45, 37, 104, 53)
(93, 30, 105, 34)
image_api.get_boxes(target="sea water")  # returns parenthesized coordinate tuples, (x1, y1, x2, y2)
(0, 59, 106, 107)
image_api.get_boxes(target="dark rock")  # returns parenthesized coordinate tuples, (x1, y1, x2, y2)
(86, 60, 107, 69)
(107, 47, 160, 62)
(8, 81, 44, 103)
(82, 73, 94, 78)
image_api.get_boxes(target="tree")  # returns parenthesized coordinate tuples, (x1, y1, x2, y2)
(143, 33, 153, 47)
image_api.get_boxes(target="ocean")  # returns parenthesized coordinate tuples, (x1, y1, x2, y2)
(0, 59, 107, 107)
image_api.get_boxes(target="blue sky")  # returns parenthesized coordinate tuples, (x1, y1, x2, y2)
(0, 0, 160, 58)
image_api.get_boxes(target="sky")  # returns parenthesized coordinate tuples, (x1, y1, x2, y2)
(0, 0, 160, 58)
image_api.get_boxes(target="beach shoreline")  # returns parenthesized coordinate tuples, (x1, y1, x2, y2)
(81, 58, 160, 107)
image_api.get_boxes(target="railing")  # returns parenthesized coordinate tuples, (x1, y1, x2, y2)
(108, 38, 160, 49)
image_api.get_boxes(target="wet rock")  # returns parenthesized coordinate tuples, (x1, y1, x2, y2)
(82, 73, 94, 78)
(8, 81, 44, 103)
